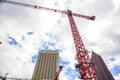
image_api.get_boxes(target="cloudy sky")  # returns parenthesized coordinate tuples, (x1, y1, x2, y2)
(0, 0, 120, 80)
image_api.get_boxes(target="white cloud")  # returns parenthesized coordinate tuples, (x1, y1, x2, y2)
(112, 0, 120, 11)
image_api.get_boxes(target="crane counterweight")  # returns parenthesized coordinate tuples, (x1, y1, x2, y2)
(90, 16, 95, 20)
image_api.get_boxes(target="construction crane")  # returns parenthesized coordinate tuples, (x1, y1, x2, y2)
(0, 73, 31, 80)
(0, 68, 63, 80)
(54, 65, 63, 80)
(0, 76, 31, 80)
(0, 0, 96, 79)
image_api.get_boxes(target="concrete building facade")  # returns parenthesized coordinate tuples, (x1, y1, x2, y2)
(91, 51, 114, 80)
(32, 50, 59, 80)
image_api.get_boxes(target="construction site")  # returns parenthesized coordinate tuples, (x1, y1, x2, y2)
(0, 0, 119, 80)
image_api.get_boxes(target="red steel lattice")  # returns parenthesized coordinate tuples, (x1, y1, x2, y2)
(67, 10, 96, 80)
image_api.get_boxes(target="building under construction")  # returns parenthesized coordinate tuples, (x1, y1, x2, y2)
(91, 51, 114, 80)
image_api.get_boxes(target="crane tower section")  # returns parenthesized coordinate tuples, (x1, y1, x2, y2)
(67, 11, 96, 80)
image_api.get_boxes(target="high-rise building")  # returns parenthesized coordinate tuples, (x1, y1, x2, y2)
(91, 51, 114, 80)
(32, 50, 59, 80)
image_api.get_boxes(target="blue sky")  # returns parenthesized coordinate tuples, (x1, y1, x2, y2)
(0, 0, 120, 80)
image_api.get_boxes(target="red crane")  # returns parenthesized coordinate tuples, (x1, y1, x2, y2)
(54, 65, 63, 80)
(0, 0, 96, 79)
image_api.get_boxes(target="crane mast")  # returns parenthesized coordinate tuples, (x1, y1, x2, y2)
(0, 0, 96, 79)
(67, 10, 96, 79)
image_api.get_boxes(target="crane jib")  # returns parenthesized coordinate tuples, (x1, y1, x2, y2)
(1, 0, 95, 20)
